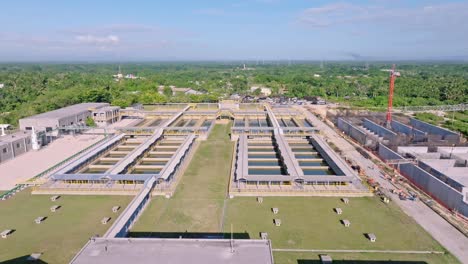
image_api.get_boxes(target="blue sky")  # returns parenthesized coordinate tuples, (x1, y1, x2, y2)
(1, 0, 467, 61)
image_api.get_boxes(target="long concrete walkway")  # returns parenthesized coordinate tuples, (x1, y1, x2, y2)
(301, 106, 468, 263)
(265, 105, 303, 177)
(104, 106, 191, 238)
(273, 249, 445, 254)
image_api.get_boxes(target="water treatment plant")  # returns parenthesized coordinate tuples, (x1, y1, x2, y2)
(1, 102, 467, 263)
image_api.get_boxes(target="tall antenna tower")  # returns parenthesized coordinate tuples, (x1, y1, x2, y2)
(320, 60, 324, 69)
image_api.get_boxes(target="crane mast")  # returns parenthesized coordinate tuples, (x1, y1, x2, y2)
(386, 64, 400, 128)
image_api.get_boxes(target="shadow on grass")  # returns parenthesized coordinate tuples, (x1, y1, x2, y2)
(127, 231, 250, 239)
(1, 255, 48, 264)
(298, 260, 427, 264)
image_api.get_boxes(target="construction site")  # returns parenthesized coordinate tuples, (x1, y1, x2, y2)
(0, 96, 467, 263)
(324, 66, 467, 221)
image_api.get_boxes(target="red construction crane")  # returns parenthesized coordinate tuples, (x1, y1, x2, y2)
(386, 64, 400, 128)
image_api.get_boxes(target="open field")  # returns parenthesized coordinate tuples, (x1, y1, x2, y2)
(273, 251, 459, 264)
(0, 190, 133, 263)
(130, 123, 234, 235)
(223, 196, 457, 263)
(223, 196, 444, 250)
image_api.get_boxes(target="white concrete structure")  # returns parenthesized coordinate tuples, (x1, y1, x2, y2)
(274, 219, 281, 226)
(1, 229, 13, 238)
(319, 254, 332, 263)
(50, 205, 61, 212)
(35, 217, 46, 224)
(0, 130, 32, 164)
(250, 86, 271, 96)
(92, 106, 121, 127)
(0, 124, 10, 136)
(342, 219, 351, 227)
(367, 233, 376, 242)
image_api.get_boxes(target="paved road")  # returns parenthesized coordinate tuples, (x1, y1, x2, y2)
(301, 108, 468, 263)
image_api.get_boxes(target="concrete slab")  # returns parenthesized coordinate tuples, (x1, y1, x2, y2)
(71, 238, 274, 264)
(0, 134, 104, 190)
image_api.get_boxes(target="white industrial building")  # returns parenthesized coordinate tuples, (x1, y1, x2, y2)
(0, 131, 32, 164)
(19, 103, 109, 131)
(92, 106, 121, 127)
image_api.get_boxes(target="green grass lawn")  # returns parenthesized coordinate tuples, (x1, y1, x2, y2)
(130, 123, 234, 235)
(223, 196, 458, 263)
(224, 196, 445, 250)
(273, 252, 459, 264)
(0, 191, 133, 263)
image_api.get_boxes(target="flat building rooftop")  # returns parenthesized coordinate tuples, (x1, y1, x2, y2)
(21, 103, 108, 120)
(71, 238, 274, 264)
(0, 130, 31, 144)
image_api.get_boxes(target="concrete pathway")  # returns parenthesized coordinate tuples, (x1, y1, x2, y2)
(273, 249, 445, 254)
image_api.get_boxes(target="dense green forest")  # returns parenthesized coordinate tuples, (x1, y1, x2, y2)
(0, 62, 467, 128)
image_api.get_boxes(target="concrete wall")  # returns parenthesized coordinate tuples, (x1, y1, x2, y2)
(0, 133, 32, 164)
(19, 110, 91, 131)
(0, 142, 14, 163)
(363, 119, 397, 140)
(19, 118, 59, 131)
(309, 138, 345, 176)
(409, 118, 460, 141)
(58, 110, 90, 126)
(337, 118, 368, 145)
(11, 136, 31, 157)
(391, 120, 426, 142)
(378, 143, 468, 217)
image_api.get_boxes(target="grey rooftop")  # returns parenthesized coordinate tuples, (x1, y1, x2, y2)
(70, 238, 274, 264)
(21, 103, 108, 120)
(0, 130, 31, 144)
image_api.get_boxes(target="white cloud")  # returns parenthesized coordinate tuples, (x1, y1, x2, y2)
(75, 34, 120, 45)
(63, 24, 159, 35)
(298, 2, 468, 34)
